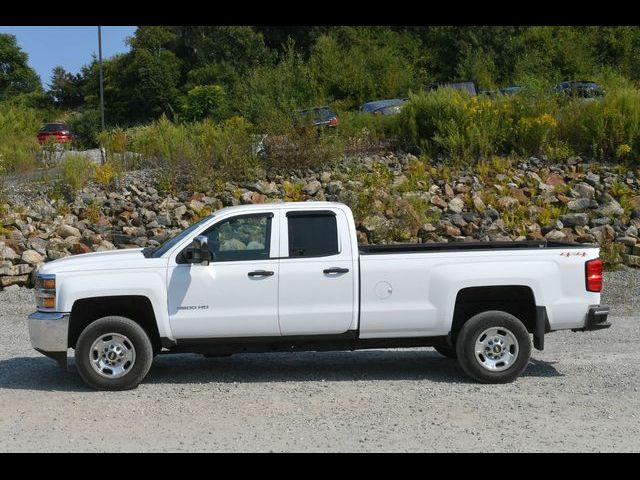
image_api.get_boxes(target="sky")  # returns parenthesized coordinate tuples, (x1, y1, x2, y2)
(0, 26, 137, 87)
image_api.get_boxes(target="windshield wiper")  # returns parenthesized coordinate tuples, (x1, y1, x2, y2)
(141, 246, 156, 258)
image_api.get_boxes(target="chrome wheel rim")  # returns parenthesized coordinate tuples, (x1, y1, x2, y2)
(89, 333, 136, 378)
(474, 327, 519, 372)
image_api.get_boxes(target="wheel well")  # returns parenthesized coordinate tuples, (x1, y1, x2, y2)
(68, 296, 161, 352)
(451, 286, 537, 339)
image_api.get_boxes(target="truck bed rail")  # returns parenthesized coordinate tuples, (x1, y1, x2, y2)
(359, 240, 590, 255)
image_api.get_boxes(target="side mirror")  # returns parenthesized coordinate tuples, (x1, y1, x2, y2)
(185, 235, 212, 266)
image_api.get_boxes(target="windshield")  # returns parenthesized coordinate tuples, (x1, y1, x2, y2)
(145, 215, 214, 258)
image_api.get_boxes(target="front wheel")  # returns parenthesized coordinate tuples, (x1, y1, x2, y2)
(456, 311, 531, 384)
(75, 316, 153, 391)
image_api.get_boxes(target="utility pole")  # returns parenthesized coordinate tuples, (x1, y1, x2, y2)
(98, 26, 106, 164)
(98, 26, 105, 130)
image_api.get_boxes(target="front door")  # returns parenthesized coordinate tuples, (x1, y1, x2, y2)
(167, 212, 280, 339)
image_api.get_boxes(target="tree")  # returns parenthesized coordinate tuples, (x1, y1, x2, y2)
(181, 84, 227, 122)
(47, 66, 84, 108)
(0, 33, 42, 99)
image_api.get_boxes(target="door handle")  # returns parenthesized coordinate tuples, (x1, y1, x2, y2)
(248, 270, 274, 277)
(323, 267, 349, 274)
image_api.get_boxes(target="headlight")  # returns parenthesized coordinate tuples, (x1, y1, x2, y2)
(35, 274, 56, 310)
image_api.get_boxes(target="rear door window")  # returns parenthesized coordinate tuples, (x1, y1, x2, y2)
(287, 212, 339, 257)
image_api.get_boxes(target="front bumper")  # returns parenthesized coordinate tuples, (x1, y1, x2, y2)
(28, 311, 69, 368)
(572, 304, 611, 332)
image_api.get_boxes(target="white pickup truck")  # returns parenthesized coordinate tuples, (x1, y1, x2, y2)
(28, 201, 610, 390)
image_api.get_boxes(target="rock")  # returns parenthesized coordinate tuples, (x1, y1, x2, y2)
(56, 225, 81, 239)
(472, 196, 486, 213)
(566, 155, 582, 165)
(617, 236, 637, 247)
(447, 197, 465, 214)
(70, 243, 92, 255)
(597, 200, 624, 217)
(497, 196, 519, 210)
(157, 212, 172, 227)
(0, 274, 30, 288)
(545, 229, 566, 241)
(444, 184, 454, 197)
(590, 225, 616, 243)
(622, 254, 640, 267)
(326, 181, 343, 195)
(418, 224, 436, 237)
(585, 172, 600, 185)
(567, 198, 592, 212)
(21, 249, 45, 265)
(174, 205, 187, 219)
(573, 182, 596, 199)
(188, 199, 205, 212)
(559, 213, 589, 227)
(0, 243, 19, 261)
(361, 215, 389, 234)
(545, 174, 565, 186)
(484, 207, 499, 221)
(254, 180, 279, 195)
(430, 195, 448, 209)
(302, 180, 322, 196)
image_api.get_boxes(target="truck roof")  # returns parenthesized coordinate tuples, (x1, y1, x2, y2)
(213, 201, 348, 216)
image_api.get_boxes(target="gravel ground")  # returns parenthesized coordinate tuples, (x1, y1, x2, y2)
(0, 267, 638, 452)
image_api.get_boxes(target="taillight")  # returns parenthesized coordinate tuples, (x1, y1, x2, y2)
(328, 117, 338, 127)
(585, 258, 603, 292)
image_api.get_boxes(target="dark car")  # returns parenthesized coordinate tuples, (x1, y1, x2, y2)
(553, 81, 604, 99)
(360, 98, 407, 115)
(37, 122, 72, 145)
(429, 81, 478, 97)
(498, 85, 523, 95)
(295, 106, 339, 128)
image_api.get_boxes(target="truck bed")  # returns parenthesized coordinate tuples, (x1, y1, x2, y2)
(359, 240, 588, 255)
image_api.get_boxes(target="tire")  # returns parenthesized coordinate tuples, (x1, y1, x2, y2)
(75, 316, 154, 391)
(434, 344, 457, 359)
(456, 311, 531, 384)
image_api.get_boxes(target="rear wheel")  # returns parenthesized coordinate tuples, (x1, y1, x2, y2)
(456, 311, 531, 383)
(75, 316, 153, 391)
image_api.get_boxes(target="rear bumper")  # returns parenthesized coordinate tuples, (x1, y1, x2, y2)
(28, 311, 69, 368)
(572, 305, 611, 332)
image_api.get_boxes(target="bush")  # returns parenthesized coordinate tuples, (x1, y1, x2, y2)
(59, 154, 94, 196)
(66, 109, 101, 149)
(557, 88, 640, 158)
(0, 102, 42, 173)
(181, 84, 227, 122)
(126, 115, 259, 189)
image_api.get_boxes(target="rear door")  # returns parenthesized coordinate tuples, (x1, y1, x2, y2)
(277, 209, 356, 336)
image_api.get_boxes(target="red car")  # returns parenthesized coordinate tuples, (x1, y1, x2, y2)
(37, 123, 72, 145)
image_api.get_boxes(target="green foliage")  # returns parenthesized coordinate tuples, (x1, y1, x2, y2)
(66, 109, 101, 149)
(236, 41, 321, 126)
(59, 154, 94, 196)
(0, 33, 42, 99)
(0, 102, 42, 173)
(181, 85, 227, 122)
(557, 88, 640, 158)
(600, 241, 625, 269)
(127, 115, 259, 189)
(47, 66, 84, 108)
(308, 28, 423, 109)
